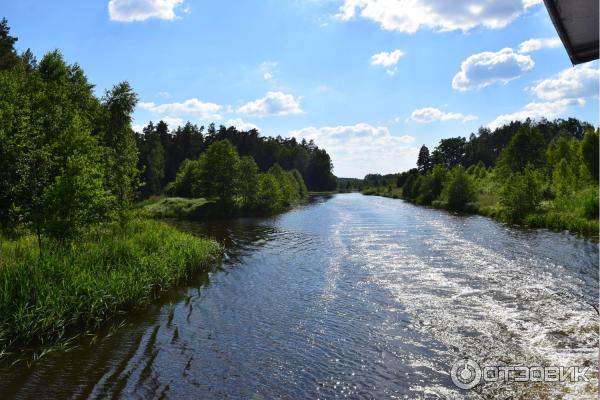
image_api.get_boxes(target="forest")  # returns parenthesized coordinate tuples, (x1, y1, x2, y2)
(362, 118, 599, 236)
(0, 18, 329, 353)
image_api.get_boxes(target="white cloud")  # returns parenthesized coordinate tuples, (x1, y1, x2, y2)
(336, 0, 541, 33)
(238, 91, 303, 117)
(225, 118, 260, 131)
(289, 123, 417, 177)
(409, 107, 478, 123)
(452, 48, 534, 91)
(108, 0, 185, 22)
(370, 49, 404, 75)
(488, 99, 585, 130)
(139, 98, 222, 120)
(531, 64, 599, 101)
(159, 116, 185, 127)
(487, 64, 598, 129)
(518, 37, 562, 53)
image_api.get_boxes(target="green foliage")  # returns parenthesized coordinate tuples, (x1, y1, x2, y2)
(291, 169, 308, 198)
(139, 122, 165, 197)
(0, 50, 105, 240)
(581, 129, 599, 181)
(140, 197, 211, 219)
(0, 18, 19, 70)
(41, 154, 114, 240)
(198, 140, 241, 205)
(0, 220, 221, 352)
(256, 173, 283, 212)
(268, 163, 301, 206)
(444, 166, 475, 212)
(101, 82, 140, 228)
(497, 126, 545, 172)
(166, 159, 203, 198)
(500, 165, 543, 222)
(417, 145, 431, 173)
(239, 156, 259, 207)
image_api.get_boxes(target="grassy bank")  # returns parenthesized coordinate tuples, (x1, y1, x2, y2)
(361, 186, 599, 237)
(137, 197, 213, 219)
(0, 219, 221, 353)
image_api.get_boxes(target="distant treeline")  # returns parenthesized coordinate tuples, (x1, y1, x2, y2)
(363, 118, 599, 235)
(165, 139, 309, 213)
(136, 121, 337, 199)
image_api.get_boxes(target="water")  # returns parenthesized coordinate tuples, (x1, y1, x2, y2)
(1, 193, 598, 399)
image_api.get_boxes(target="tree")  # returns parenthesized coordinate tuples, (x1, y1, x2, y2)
(198, 140, 241, 205)
(500, 165, 542, 222)
(256, 173, 283, 212)
(41, 154, 113, 240)
(434, 137, 467, 169)
(445, 166, 474, 212)
(497, 126, 545, 172)
(417, 145, 432, 173)
(552, 158, 576, 197)
(291, 169, 308, 198)
(0, 18, 19, 70)
(101, 82, 140, 227)
(166, 159, 202, 198)
(581, 129, 599, 182)
(140, 123, 165, 197)
(239, 156, 259, 207)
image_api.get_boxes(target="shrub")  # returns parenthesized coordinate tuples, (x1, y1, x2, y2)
(500, 165, 543, 222)
(445, 166, 474, 212)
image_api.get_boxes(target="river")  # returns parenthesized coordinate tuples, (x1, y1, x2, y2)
(1, 193, 598, 399)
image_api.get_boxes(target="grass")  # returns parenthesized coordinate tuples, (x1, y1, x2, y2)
(362, 182, 599, 237)
(0, 219, 221, 354)
(139, 197, 213, 219)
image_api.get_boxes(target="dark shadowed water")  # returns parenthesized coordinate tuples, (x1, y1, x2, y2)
(1, 193, 598, 399)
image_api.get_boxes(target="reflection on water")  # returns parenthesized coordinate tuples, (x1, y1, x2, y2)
(0, 193, 597, 399)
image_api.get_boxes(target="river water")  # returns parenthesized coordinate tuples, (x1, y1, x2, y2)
(1, 193, 598, 399)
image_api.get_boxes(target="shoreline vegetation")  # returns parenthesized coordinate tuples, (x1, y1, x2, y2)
(0, 19, 328, 356)
(0, 220, 221, 355)
(354, 120, 599, 237)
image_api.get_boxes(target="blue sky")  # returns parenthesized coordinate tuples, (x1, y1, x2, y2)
(3, 0, 599, 177)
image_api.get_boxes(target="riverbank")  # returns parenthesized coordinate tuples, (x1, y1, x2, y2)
(0, 219, 221, 355)
(361, 187, 599, 237)
(139, 195, 311, 220)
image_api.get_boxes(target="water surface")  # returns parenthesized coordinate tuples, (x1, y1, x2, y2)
(1, 193, 598, 399)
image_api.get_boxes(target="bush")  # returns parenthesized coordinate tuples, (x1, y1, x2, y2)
(445, 166, 474, 212)
(500, 165, 543, 222)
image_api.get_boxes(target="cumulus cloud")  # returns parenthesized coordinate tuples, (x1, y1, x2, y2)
(288, 123, 417, 177)
(139, 98, 222, 120)
(452, 48, 534, 91)
(488, 99, 585, 130)
(518, 37, 562, 53)
(487, 64, 598, 128)
(409, 107, 478, 123)
(336, 0, 541, 33)
(108, 0, 185, 22)
(370, 49, 404, 75)
(225, 118, 260, 131)
(531, 64, 599, 101)
(238, 91, 303, 117)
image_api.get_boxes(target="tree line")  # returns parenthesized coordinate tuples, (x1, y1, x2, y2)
(166, 139, 308, 213)
(136, 120, 337, 199)
(364, 118, 599, 234)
